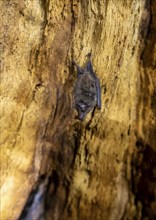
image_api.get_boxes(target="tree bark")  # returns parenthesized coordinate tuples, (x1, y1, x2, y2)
(1, 0, 156, 220)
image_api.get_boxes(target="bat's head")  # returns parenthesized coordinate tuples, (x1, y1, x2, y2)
(76, 102, 92, 120)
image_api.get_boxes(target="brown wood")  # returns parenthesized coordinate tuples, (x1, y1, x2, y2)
(1, 0, 156, 219)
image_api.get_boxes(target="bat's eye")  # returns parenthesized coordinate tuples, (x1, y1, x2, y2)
(80, 103, 86, 112)
(76, 102, 88, 112)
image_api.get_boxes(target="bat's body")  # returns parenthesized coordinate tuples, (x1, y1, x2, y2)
(73, 53, 101, 120)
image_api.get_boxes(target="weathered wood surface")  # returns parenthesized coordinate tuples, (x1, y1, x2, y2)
(1, 0, 156, 219)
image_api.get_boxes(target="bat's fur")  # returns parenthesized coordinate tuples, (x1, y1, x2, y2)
(73, 53, 101, 120)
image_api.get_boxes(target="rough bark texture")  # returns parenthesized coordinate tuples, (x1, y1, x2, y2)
(0, 0, 156, 220)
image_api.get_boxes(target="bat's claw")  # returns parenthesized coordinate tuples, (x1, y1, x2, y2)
(72, 60, 76, 65)
(87, 52, 92, 58)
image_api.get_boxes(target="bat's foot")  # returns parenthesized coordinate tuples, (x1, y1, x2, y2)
(87, 52, 92, 58)
(72, 60, 76, 65)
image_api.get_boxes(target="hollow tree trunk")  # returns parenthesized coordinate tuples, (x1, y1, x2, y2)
(1, 0, 156, 220)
